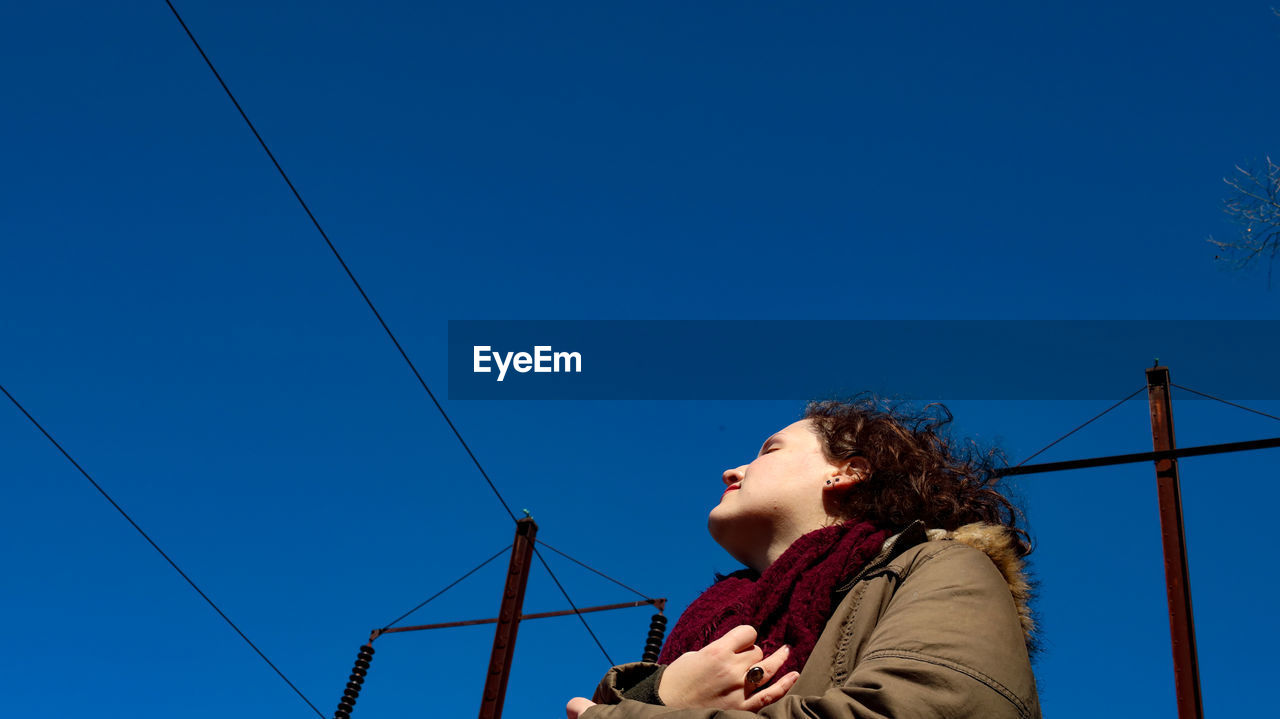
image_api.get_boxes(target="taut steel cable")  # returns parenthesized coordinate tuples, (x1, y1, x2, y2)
(0, 382, 326, 719)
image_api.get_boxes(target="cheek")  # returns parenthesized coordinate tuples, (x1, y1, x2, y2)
(803, 458, 836, 480)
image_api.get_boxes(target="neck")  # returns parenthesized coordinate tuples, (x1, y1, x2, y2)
(748, 517, 832, 572)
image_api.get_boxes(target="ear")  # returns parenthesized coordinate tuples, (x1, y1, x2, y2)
(824, 456, 870, 491)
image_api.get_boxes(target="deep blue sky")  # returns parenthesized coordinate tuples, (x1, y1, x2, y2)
(3, 2, 1278, 717)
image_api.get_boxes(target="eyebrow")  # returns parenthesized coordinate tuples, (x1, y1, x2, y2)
(758, 434, 782, 455)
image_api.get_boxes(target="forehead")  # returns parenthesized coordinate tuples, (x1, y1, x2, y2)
(778, 419, 815, 436)
(759, 419, 818, 449)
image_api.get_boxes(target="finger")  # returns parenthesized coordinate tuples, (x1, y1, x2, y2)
(742, 645, 789, 694)
(714, 625, 758, 653)
(746, 671, 801, 711)
(566, 697, 595, 719)
(757, 644, 791, 675)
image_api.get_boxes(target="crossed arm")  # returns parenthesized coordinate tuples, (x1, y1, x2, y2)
(566, 625, 798, 718)
(564, 543, 1038, 719)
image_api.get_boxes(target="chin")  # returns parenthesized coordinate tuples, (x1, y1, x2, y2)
(707, 512, 755, 567)
(707, 509, 732, 546)
(707, 502, 740, 537)
(711, 504, 732, 537)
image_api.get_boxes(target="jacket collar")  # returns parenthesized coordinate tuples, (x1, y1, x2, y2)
(836, 519, 927, 593)
(835, 520, 1037, 646)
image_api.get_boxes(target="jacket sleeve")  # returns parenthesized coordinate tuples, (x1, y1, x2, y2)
(592, 663, 666, 705)
(582, 543, 1037, 719)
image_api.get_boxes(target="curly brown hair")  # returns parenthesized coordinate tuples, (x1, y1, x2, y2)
(805, 396, 1032, 557)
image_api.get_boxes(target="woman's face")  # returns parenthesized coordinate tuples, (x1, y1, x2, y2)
(708, 419, 849, 568)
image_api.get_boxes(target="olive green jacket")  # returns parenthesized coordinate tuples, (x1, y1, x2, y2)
(586, 521, 1040, 719)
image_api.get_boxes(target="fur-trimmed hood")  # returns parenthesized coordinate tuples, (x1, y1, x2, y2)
(927, 523, 1036, 645)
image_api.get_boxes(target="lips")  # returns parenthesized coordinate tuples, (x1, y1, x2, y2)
(721, 483, 741, 498)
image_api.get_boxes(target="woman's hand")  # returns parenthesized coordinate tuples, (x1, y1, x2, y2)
(566, 697, 595, 719)
(657, 625, 800, 711)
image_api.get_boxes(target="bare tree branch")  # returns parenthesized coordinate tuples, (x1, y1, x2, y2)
(1208, 156, 1280, 288)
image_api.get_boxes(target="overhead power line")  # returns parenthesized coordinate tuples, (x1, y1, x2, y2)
(1014, 386, 1147, 468)
(382, 544, 512, 630)
(162, 0, 517, 524)
(537, 540, 651, 601)
(0, 382, 326, 719)
(163, 0, 615, 666)
(531, 545, 615, 666)
(1172, 384, 1280, 424)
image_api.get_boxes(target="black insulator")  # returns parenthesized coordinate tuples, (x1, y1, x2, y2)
(332, 644, 375, 719)
(641, 613, 667, 663)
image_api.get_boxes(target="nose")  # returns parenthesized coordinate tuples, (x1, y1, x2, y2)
(722, 464, 746, 486)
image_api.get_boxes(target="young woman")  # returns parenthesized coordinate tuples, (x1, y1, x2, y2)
(566, 398, 1040, 719)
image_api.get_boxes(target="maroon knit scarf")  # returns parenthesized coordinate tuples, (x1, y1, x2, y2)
(657, 520, 889, 676)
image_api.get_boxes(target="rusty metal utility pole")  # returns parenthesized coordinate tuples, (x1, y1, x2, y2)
(1146, 366, 1203, 719)
(478, 517, 538, 719)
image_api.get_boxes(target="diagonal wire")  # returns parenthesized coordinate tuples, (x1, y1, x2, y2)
(531, 545, 615, 665)
(382, 544, 511, 630)
(1, 382, 326, 719)
(1014, 386, 1147, 468)
(163, 0, 516, 523)
(1172, 384, 1280, 423)
(536, 540, 650, 601)
(164, 0, 617, 667)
